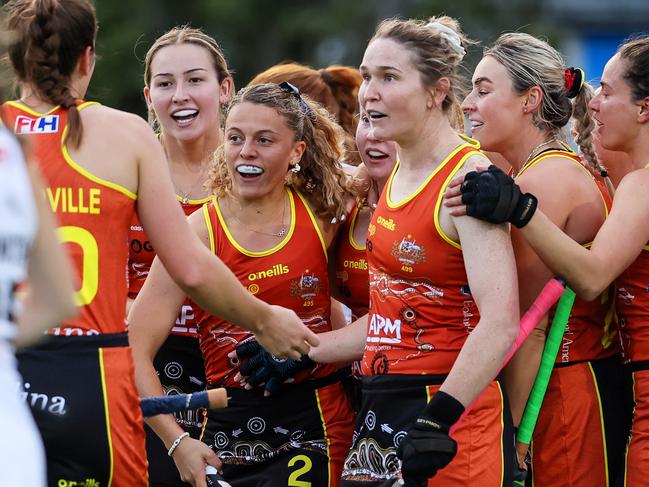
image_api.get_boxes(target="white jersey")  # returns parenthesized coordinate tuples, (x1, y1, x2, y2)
(0, 127, 45, 484)
(0, 126, 37, 340)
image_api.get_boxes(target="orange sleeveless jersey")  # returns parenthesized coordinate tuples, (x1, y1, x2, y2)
(517, 150, 620, 364)
(128, 197, 209, 337)
(334, 205, 369, 321)
(617, 246, 649, 363)
(198, 188, 337, 386)
(2, 101, 135, 335)
(361, 144, 481, 376)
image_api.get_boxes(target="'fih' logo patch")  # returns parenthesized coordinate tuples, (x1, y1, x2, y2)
(14, 115, 60, 134)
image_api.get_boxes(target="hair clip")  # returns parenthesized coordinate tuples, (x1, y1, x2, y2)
(279, 81, 313, 118)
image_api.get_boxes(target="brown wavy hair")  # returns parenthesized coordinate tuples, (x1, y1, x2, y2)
(248, 63, 362, 164)
(207, 83, 355, 220)
(5, 0, 96, 148)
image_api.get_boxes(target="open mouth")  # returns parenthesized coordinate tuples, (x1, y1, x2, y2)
(469, 120, 484, 130)
(171, 109, 198, 126)
(367, 110, 387, 121)
(365, 149, 389, 161)
(235, 165, 264, 179)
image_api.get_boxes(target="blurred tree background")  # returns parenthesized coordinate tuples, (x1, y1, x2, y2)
(4, 0, 646, 117)
(88, 0, 556, 117)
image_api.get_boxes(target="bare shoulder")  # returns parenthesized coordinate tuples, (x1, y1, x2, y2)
(615, 168, 649, 205)
(517, 155, 593, 197)
(81, 104, 157, 146)
(455, 152, 492, 178)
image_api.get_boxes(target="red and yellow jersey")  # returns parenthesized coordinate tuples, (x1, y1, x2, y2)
(361, 143, 482, 376)
(198, 188, 336, 387)
(617, 246, 649, 363)
(334, 205, 369, 321)
(2, 100, 135, 335)
(128, 197, 209, 337)
(518, 150, 620, 363)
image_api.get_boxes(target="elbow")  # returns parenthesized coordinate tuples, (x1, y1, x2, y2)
(574, 281, 605, 302)
(169, 260, 206, 295)
(503, 320, 519, 349)
(494, 311, 519, 350)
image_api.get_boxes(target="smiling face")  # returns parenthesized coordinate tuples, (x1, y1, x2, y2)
(144, 43, 231, 143)
(461, 56, 527, 152)
(590, 54, 641, 153)
(358, 38, 433, 144)
(224, 101, 305, 201)
(356, 110, 398, 183)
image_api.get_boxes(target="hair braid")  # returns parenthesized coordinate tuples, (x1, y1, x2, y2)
(6, 0, 96, 148)
(26, 0, 81, 147)
(571, 83, 606, 175)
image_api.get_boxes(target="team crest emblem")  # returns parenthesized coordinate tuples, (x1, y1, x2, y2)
(290, 270, 322, 299)
(391, 235, 426, 266)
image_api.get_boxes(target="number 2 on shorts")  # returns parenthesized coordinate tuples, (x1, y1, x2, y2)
(288, 454, 313, 486)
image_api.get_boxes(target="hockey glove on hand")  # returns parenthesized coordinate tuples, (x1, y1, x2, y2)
(397, 391, 465, 482)
(236, 341, 315, 395)
(460, 165, 537, 228)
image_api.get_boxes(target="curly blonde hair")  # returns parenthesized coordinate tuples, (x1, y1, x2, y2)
(207, 83, 355, 220)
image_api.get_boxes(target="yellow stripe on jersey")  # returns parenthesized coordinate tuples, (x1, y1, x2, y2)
(98, 348, 115, 487)
(215, 188, 296, 257)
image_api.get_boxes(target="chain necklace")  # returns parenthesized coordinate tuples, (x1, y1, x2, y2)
(176, 174, 207, 204)
(227, 193, 289, 238)
(514, 138, 560, 178)
(161, 138, 209, 204)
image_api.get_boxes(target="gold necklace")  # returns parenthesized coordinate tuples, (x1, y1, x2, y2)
(161, 138, 209, 204)
(227, 194, 289, 238)
(176, 174, 207, 204)
(514, 138, 560, 177)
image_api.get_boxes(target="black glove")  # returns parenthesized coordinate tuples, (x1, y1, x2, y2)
(397, 391, 465, 483)
(236, 341, 315, 395)
(460, 165, 537, 228)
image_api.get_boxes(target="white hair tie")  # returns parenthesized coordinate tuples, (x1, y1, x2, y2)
(426, 22, 466, 59)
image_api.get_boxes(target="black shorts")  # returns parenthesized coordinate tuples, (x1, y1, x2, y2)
(341, 374, 514, 487)
(16, 333, 148, 487)
(146, 334, 207, 486)
(202, 375, 354, 487)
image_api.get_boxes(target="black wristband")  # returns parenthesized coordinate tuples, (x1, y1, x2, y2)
(421, 391, 465, 429)
(512, 193, 538, 228)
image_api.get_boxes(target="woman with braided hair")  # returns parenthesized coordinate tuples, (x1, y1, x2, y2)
(1, 1, 319, 486)
(460, 32, 629, 486)
(0, 12, 76, 485)
(447, 35, 649, 486)
(130, 82, 356, 486)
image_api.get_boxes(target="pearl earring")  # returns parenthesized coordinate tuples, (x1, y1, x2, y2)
(291, 163, 301, 173)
